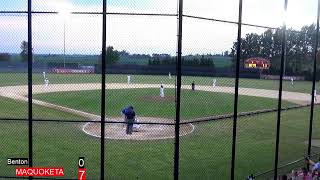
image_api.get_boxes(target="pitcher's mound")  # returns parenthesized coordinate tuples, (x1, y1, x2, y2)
(82, 117, 194, 140)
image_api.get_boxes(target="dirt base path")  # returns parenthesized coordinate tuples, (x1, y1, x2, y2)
(0, 83, 313, 105)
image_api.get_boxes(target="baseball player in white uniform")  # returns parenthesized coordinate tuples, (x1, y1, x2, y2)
(127, 75, 131, 84)
(160, 84, 165, 98)
(213, 78, 216, 87)
(43, 72, 49, 88)
(44, 78, 49, 88)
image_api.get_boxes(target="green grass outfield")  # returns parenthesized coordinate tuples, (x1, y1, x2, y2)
(33, 89, 294, 119)
(0, 73, 316, 93)
(0, 94, 319, 179)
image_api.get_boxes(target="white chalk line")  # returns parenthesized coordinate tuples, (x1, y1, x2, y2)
(81, 120, 195, 140)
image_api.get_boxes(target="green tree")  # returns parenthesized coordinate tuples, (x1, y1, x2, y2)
(230, 24, 318, 77)
(106, 46, 120, 64)
(100, 46, 120, 64)
(20, 41, 29, 62)
(0, 53, 11, 62)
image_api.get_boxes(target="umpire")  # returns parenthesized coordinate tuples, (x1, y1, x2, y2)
(121, 105, 136, 135)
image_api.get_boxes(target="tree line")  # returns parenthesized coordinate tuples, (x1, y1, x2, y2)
(99, 47, 216, 67)
(148, 54, 215, 67)
(0, 41, 29, 62)
(229, 24, 319, 79)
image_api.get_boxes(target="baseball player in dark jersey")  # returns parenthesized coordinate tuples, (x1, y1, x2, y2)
(121, 106, 136, 135)
(191, 81, 195, 91)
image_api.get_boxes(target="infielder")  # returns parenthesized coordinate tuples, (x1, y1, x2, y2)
(160, 84, 165, 98)
(191, 81, 195, 91)
(44, 78, 49, 88)
(127, 75, 131, 84)
(213, 78, 216, 87)
(43, 72, 49, 87)
(290, 77, 294, 86)
(121, 105, 136, 135)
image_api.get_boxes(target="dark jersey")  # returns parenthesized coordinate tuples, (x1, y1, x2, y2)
(122, 107, 135, 119)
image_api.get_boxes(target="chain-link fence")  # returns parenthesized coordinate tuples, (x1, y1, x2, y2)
(0, 0, 320, 179)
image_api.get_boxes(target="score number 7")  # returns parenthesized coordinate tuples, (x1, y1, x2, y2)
(78, 157, 86, 180)
(78, 168, 86, 180)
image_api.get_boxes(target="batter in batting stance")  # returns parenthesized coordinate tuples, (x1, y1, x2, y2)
(121, 106, 136, 135)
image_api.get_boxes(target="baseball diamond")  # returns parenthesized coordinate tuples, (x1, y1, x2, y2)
(2, 0, 320, 178)
(0, 74, 319, 179)
(0, 82, 314, 141)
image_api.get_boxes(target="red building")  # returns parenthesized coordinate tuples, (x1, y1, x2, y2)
(244, 57, 270, 69)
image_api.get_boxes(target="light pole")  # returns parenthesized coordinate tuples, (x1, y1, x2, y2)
(59, 0, 71, 69)
(63, 19, 66, 69)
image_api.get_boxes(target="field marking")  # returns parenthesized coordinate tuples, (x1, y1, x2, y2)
(82, 120, 195, 140)
(82, 122, 101, 138)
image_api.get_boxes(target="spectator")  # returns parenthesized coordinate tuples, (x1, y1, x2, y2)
(311, 171, 320, 180)
(281, 174, 287, 180)
(306, 157, 320, 172)
(246, 174, 254, 180)
(291, 170, 298, 180)
(298, 167, 312, 180)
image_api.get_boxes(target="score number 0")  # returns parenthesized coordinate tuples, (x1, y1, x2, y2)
(78, 157, 86, 180)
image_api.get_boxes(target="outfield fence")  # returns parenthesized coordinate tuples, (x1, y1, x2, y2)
(0, 0, 320, 179)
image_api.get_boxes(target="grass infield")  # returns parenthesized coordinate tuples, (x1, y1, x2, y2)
(33, 88, 294, 120)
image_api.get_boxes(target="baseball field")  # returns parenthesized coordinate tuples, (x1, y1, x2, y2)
(0, 73, 319, 179)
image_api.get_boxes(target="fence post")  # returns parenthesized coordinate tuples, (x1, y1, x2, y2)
(174, 0, 183, 179)
(274, 0, 288, 179)
(100, 0, 107, 179)
(27, 0, 33, 179)
(307, 0, 320, 166)
(230, 0, 243, 179)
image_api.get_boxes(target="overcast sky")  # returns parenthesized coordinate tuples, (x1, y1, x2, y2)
(0, 0, 318, 55)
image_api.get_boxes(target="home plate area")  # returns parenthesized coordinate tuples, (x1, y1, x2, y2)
(82, 117, 194, 140)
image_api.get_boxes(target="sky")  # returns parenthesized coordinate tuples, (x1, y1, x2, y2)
(0, 0, 318, 55)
